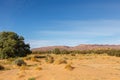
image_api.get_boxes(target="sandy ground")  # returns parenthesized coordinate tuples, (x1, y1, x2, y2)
(0, 54, 120, 80)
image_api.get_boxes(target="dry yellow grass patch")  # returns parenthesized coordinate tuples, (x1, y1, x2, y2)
(65, 64, 74, 71)
(1, 54, 120, 80)
(35, 66, 42, 71)
(20, 65, 28, 71)
(45, 55, 54, 63)
(54, 58, 67, 65)
(31, 57, 38, 62)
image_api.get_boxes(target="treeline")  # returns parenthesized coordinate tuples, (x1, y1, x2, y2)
(32, 48, 120, 57)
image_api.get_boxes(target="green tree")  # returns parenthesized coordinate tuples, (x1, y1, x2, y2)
(53, 48, 61, 54)
(61, 49, 69, 54)
(0, 31, 31, 59)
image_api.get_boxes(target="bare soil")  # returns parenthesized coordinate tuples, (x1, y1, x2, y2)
(0, 54, 120, 80)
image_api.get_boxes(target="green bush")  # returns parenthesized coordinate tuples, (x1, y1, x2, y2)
(0, 31, 31, 59)
(61, 49, 69, 54)
(14, 59, 26, 66)
(53, 48, 61, 54)
(28, 77, 36, 80)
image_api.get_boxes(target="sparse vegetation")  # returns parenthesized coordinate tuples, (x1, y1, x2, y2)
(1, 37, 120, 79)
(65, 64, 74, 71)
(14, 59, 27, 66)
(54, 59, 67, 65)
(61, 49, 69, 54)
(1, 52, 120, 80)
(32, 49, 120, 57)
(30, 57, 38, 62)
(7, 58, 16, 62)
(35, 66, 42, 70)
(45, 55, 54, 63)
(24, 56, 31, 60)
(20, 65, 28, 70)
(53, 48, 61, 54)
(28, 77, 36, 80)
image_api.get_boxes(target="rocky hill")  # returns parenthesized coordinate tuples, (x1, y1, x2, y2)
(32, 44, 120, 51)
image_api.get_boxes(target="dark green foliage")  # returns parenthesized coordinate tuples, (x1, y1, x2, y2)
(0, 64, 4, 70)
(34, 55, 46, 58)
(71, 53, 76, 56)
(61, 49, 69, 54)
(53, 48, 61, 54)
(14, 59, 26, 66)
(32, 50, 51, 54)
(106, 49, 120, 57)
(0, 31, 31, 59)
(72, 49, 120, 57)
(32, 49, 120, 57)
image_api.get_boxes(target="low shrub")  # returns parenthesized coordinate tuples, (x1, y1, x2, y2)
(20, 65, 28, 70)
(34, 55, 46, 58)
(45, 55, 54, 63)
(53, 48, 61, 54)
(0, 64, 4, 70)
(24, 56, 31, 60)
(65, 64, 74, 71)
(28, 77, 36, 80)
(70, 53, 76, 56)
(7, 58, 16, 62)
(54, 59, 67, 65)
(35, 66, 42, 71)
(31, 57, 38, 62)
(14, 59, 27, 66)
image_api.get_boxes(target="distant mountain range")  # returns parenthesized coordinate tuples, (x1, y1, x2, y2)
(32, 44, 120, 51)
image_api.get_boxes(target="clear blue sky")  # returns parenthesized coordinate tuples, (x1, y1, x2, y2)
(0, 0, 120, 48)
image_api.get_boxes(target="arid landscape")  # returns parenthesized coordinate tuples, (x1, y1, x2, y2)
(32, 44, 120, 51)
(1, 45, 120, 80)
(1, 0, 120, 80)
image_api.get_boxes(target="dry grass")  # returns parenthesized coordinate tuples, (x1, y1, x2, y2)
(1, 53, 120, 80)
(45, 55, 54, 63)
(54, 58, 67, 65)
(30, 57, 38, 62)
(65, 64, 74, 71)
(19, 65, 28, 71)
(35, 66, 42, 71)
(14, 59, 27, 66)
(28, 77, 36, 80)
(23, 56, 31, 60)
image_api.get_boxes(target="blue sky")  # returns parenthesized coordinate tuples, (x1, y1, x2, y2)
(0, 0, 120, 48)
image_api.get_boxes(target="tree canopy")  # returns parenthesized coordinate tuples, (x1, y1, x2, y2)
(0, 31, 31, 59)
